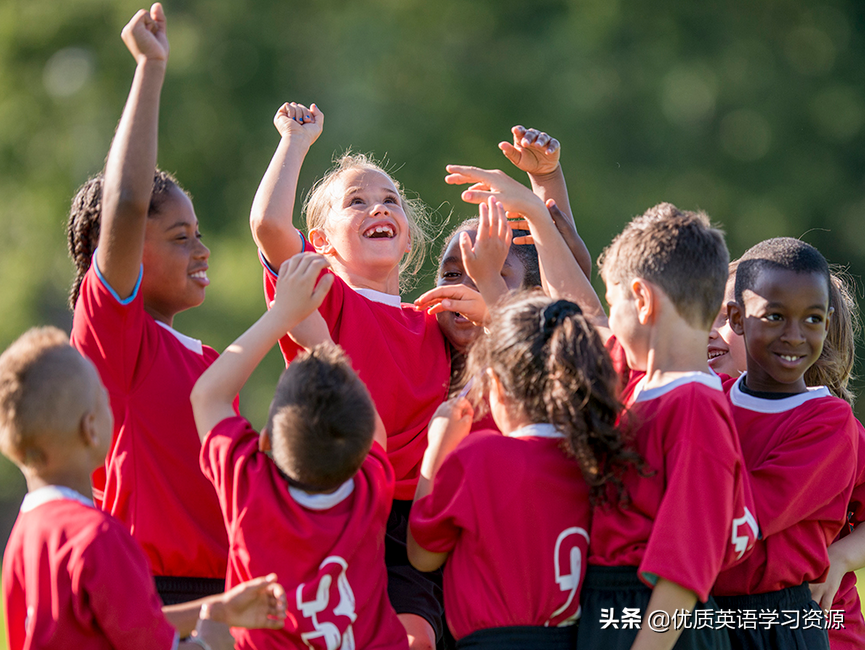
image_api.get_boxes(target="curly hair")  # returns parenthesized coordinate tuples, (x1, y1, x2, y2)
(66, 169, 183, 309)
(464, 291, 637, 504)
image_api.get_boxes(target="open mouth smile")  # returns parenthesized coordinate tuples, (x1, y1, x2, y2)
(363, 224, 395, 239)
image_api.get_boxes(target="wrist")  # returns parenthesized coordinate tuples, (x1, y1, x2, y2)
(204, 599, 226, 625)
(527, 164, 562, 183)
(137, 56, 168, 71)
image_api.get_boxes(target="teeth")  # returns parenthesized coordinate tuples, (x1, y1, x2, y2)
(365, 225, 394, 238)
(708, 351, 726, 359)
(780, 355, 799, 362)
(190, 271, 208, 279)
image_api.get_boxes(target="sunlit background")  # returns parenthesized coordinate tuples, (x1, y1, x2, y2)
(1, 1, 864, 638)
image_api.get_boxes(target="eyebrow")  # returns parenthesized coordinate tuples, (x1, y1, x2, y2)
(164, 221, 197, 231)
(441, 256, 462, 267)
(764, 301, 827, 311)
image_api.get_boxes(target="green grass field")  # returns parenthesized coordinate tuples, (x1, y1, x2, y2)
(0, 570, 863, 649)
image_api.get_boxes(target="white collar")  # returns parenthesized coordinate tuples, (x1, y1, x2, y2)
(156, 321, 204, 355)
(354, 287, 402, 308)
(21, 485, 94, 513)
(289, 478, 355, 510)
(634, 371, 721, 403)
(508, 423, 565, 440)
(729, 373, 831, 413)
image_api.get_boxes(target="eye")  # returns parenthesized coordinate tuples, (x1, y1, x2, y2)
(764, 313, 783, 322)
(384, 196, 398, 204)
(805, 314, 824, 324)
(441, 270, 461, 280)
(349, 197, 364, 206)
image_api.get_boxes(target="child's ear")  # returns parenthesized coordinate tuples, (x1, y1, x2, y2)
(631, 278, 654, 325)
(728, 301, 745, 336)
(259, 428, 272, 453)
(308, 228, 333, 255)
(79, 410, 99, 449)
(825, 306, 834, 335)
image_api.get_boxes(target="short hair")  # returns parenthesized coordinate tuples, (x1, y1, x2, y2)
(440, 218, 542, 289)
(302, 152, 433, 291)
(266, 343, 375, 491)
(734, 237, 831, 305)
(598, 203, 729, 330)
(0, 327, 94, 468)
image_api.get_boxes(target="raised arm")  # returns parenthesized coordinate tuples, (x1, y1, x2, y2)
(96, 3, 169, 300)
(190, 254, 333, 438)
(250, 102, 323, 269)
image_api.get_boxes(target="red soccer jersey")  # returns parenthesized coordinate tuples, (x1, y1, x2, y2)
(262, 254, 450, 500)
(588, 373, 758, 603)
(410, 426, 590, 639)
(201, 416, 408, 650)
(713, 375, 859, 595)
(3, 486, 177, 650)
(70, 263, 228, 578)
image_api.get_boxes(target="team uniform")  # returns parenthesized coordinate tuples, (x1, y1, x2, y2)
(262, 247, 450, 634)
(410, 425, 589, 649)
(714, 375, 859, 650)
(827, 420, 865, 650)
(3, 486, 177, 650)
(200, 415, 408, 650)
(579, 373, 758, 650)
(70, 262, 229, 602)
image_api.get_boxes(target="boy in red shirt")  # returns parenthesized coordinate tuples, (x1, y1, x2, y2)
(191, 253, 409, 650)
(0, 327, 287, 650)
(713, 237, 859, 650)
(578, 204, 758, 650)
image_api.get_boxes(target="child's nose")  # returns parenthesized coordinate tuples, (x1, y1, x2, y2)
(195, 240, 210, 259)
(780, 321, 805, 344)
(371, 202, 391, 216)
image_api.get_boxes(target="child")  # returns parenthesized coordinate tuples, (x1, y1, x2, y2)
(190, 253, 409, 650)
(407, 293, 633, 648)
(576, 204, 757, 650)
(707, 261, 747, 378)
(250, 102, 448, 648)
(67, 4, 230, 603)
(0, 326, 288, 650)
(712, 237, 860, 650)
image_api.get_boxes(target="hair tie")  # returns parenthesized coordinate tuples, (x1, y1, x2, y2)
(539, 300, 582, 338)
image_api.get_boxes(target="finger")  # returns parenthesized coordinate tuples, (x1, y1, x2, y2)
(508, 218, 530, 230)
(546, 137, 560, 155)
(151, 2, 166, 25)
(461, 189, 497, 205)
(535, 132, 551, 149)
(310, 103, 324, 125)
(512, 235, 535, 246)
(311, 273, 334, 302)
(498, 141, 522, 166)
(445, 164, 497, 185)
(521, 129, 540, 147)
(477, 201, 491, 244)
(459, 231, 476, 263)
(511, 125, 526, 143)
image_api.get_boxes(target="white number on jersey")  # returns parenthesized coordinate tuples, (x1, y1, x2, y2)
(297, 556, 357, 650)
(546, 526, 590, 627)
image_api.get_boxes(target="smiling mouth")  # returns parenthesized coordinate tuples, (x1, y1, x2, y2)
(190, 270, 209, 282)
(777, 353, 804, 363)
(708, 349, 728, 360)
(363, 225, 395, 239)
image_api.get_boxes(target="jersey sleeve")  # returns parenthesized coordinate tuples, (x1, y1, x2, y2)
(749, 402, 858, 538)
(639, 393, 738, 602)
(76, 520, 177, 650)
(200, 416, 260, 527)
(365, 441, 396, 509)
(846, 420, 865, 528)
(409, 449, 472, 554)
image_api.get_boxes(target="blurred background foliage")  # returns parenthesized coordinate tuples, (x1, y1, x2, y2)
(0, 0, 864, 551)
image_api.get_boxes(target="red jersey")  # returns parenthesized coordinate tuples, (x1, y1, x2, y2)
(3, 486, 177, 650)
(829, 420, 865, 650)
(604, 335, 644, 405)
(589, 373, 758, 602)
(200, 416, 407, 650)
(410, 426, 590, 639)
(262, 254, 450, 499)
(70, 263, 228, 578)
(714, 375, 858, 595)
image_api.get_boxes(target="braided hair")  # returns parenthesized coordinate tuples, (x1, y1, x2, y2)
(66, 169, 182, 309)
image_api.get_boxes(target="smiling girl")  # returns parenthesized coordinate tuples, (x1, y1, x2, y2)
(68, 4, 229, 605)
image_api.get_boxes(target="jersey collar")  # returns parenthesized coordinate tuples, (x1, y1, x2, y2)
(21, 485, 94, 513)
(156, 321, 204, 355)
(354, 287, 402, 308)
(729, 373, 831, 413)
(508, 423, 565, 440)
(289, 478, 355, 510)
(634, 371, 721, 403)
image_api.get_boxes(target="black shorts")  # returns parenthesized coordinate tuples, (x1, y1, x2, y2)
(457, 624, 578, 649)
(576, 566, 731, 650)
(386, 499, 446, 643)
(154, 576, 225, 605)
(714, 583, 830, 650)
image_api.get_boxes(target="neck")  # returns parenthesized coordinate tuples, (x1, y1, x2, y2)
(643, 318, 712, 390)
(329, 260, 401, 295)
(144, 304, 174, 327)
(25, 468, 93, 501)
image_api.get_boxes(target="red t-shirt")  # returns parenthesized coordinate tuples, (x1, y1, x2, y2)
(713, 375, 859, 595)
(3, 486, 177, 650)
(588, 373, 758, 602)
(201, 416, 408, 650)
(262, 254, 450, 500)
(829, 420, 865, 650)
(410, 426, 590, 639)
(70, 263, 229, 578)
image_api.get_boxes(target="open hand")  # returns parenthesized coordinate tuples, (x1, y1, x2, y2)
(270, 253, 334, 329)
(445, 165, 548, 225)
(121, 3, 169, 64)
(499, 125, 560, 176)
(414, 284, 490, 327)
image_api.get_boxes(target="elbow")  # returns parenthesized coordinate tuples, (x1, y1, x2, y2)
(406, 532, 446, 573)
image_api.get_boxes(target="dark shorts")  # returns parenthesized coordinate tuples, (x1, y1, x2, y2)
(577, 566, 731, 650)
(386, 499, 447, 644)
(154, 576, 225, 605)
(457, 624, 578, 649)
(714, 583, 830, 650)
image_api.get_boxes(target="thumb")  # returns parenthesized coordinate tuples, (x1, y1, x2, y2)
(498, 142, 521, 167)
(150, 2, 166, 26)
(311, 273, 334, 303)
(310, 103, 324, 125)
(459, 231, 475, 261)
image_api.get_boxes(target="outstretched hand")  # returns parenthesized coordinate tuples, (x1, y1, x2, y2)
(414, 284, 490, 327)
(270, 253, 334, 330)
(445, 165, 548, 224)
(121, 3, 169, 64)
(460, 197, 512, 295)
(499, 125, 560, 176)
(273, 102, 324, 147)
(206, 573, 287, 630)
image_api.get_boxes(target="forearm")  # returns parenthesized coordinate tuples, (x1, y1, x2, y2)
(630, 578, 698, 650)
(828, 526, 865, 576)
(250, 136, 309, 267)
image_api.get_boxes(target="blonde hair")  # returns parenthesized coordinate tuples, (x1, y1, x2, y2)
(0, 327, 94, 468)
(302, 152, 432, 290)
